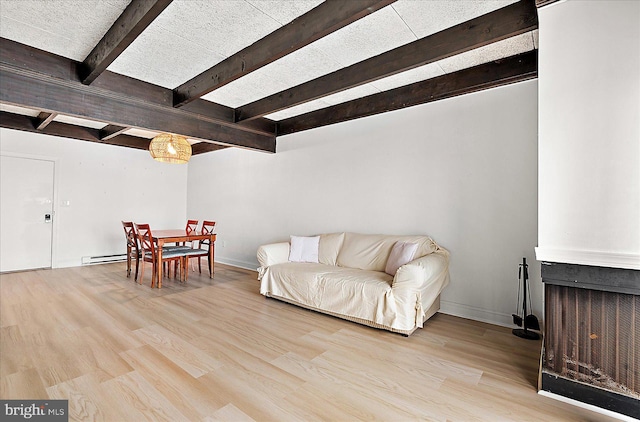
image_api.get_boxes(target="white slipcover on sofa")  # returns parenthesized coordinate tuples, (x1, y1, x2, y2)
(257, 232, 450, 336)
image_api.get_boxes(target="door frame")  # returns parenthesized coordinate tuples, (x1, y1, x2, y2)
(0, 151, 60, 268)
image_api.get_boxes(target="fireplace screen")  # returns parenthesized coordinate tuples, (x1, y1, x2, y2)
(544, 284, 639, 399)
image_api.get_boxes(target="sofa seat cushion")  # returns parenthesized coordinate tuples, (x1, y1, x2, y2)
(260, 262, 401, 327)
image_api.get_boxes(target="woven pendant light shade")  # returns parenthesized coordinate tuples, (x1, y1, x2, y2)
(149, 133, 192, 164)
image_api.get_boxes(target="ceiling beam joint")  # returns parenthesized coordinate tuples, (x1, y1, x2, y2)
(33, 111, 58, 130)
(3, 111, 152, 150)
(99, 124, 131, 141)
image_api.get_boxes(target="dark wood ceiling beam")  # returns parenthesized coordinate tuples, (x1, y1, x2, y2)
(0, 65, 275, 152)
(172, 0, 396, 107)
(191, 142, 228, 155)
(277, 51, 537, 135)
(99, 124, 130, 141)
(179, 99, 276, 135)
(0, 39, 276, 152)
(1, 38, 275, 137)
(33, 112, 57, 130)
(2, 111, 151, 150)
(236, 0, 538, 122)
(80, 0, 173, 85)
(3, 112, 223, 155)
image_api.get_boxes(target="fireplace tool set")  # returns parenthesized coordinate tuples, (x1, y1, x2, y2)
(512, 257, 540, 340)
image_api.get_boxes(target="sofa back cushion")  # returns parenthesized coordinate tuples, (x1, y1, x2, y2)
(337, 233, 437, 272)
(318, 232, 345, 266)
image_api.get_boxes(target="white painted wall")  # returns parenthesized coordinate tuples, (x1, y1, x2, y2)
(537, 0, 640, 269)
(0, 128, 188, 268)
(187, 80, 540, 326)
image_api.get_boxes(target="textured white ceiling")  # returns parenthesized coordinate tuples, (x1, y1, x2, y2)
(204, 0, 525, 113)
(107, 0, 325, 89)
(0, 0, 131, 61)
(0, 0, 535, 127)
(266, 29, 537, 121)
(392, 0, 518, 39)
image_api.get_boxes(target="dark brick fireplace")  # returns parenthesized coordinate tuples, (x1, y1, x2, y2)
(540, 262, 639, 419)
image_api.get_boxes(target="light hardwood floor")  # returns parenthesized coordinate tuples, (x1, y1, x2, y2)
(1, 262, 617, 421)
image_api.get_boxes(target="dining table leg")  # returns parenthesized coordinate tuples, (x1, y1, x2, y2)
(208, 236, 215, 278)
(157, 239, 164, 288)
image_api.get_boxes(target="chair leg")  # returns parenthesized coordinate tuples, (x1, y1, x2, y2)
(126, 246, 132, 277)
(134, 254, 140, 282)
(151, 261, 158, 288)
(183, 257, 189, 283)
(198, 257, 202, 274)
(139, 260, 145, 285)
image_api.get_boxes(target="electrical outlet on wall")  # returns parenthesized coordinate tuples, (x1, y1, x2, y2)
(222, 240, 226, 248)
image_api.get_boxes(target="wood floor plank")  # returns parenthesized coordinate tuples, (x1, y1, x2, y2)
(192, 335, 306, 393)
(101, 371, 188, 421)
(0, 325, 33, 376)
(46, 372, 129, 422)
(72, 327, 135, 383)
(198, 368, 313, 422)
(120, 345, 226, 420)
(204, 403, 256, 422)
(0, 262, 620, 421)
(0, 368, 48, 399)
(133, 324, 223, 378)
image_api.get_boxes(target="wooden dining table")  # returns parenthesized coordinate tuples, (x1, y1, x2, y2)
(152, 229, 216, 288)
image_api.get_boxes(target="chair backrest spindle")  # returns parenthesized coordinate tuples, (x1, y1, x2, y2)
(199, 221, 216, 247)
(121, 221, 138, 250)
(134, 223, 155, 261)
(186, 219, 198, 234)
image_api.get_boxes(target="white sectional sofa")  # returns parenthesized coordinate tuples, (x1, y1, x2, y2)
(257, 232, 450, 336)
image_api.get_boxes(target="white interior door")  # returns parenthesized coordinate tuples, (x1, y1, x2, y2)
(0, 155, 55, 272)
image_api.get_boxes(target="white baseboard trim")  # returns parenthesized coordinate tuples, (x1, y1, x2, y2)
(538, 391, 638, 422)
(535, 247, 640, 270)
(53, 260, 83, 269)
(439, 300, 514, 329)
(214, 256, 258, 272)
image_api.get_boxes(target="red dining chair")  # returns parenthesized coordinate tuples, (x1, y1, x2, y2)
(186, 220, 216, 276)
(134, 223, 187, 287)
(183, 219, 199, 247)
(121, 221, 140, 282)
(164, 219, 200, 276)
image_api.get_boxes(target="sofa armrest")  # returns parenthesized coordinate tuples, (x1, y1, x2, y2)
(257, 242, 290, 279)
(392, 251, 450, 326)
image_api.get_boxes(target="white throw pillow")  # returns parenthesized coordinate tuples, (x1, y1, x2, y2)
(289, 235, 320, 263)
(385, 241, 419, 276)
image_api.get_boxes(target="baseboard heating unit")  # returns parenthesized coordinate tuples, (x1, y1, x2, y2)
(81, 254, 127, 265)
